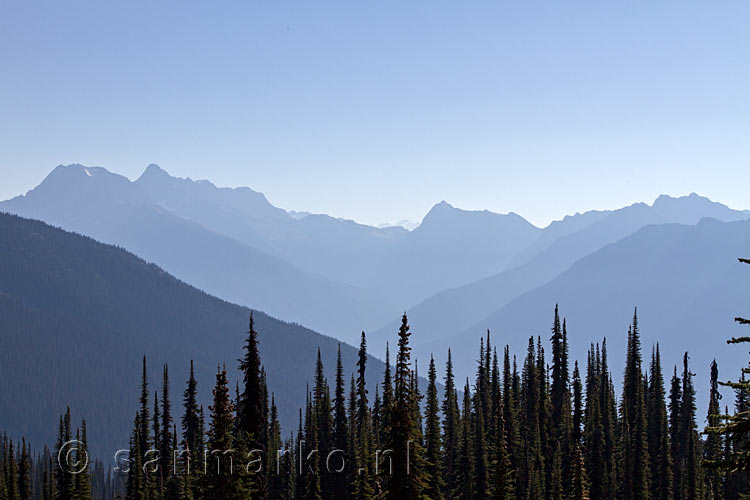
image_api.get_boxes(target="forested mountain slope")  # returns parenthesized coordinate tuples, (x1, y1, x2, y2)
(0, 212, 393, 457)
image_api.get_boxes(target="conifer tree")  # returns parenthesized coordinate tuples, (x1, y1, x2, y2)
(18, 439, 31, 500)
(704, 359, 723, 500)
(442, 349, 460, 498)
(669, 366, 683, 500)
(0, 441, 6, 500)
(647, 344, 673, 500)
(620, 312, 651, 500)
(333, 345, 349, 499)
(303, 391, 322, 500)
(163, 425, 183, 500)
(573, 361, 583, 446)
(457, 379, 475, 500)
(550, 305, 569, 432)
(705, 258, 750, 496)
(600, 340, 618, 499)
(584, 344, 608, 500)
(182, 360, 201, 463)
(206, 365, 245, 500)
(491, 348, 501, 433)
(492, 393, 515, 500)
(549, 442, 564, 500)
(74, 423, 92, 500)
(473, 339, 491, 500)
(140, 357, 151, 459)
(54, 408, 74, 500)
(677, 353, 703, 500)
(381, 343, 393, 446)
(159, 365, 173, 484)
(152, 391, 161, 497)
(473, 387, 491, 500)
(295, 408, 306, 500)
(424, 356, 445, 500)
(313, 348, 334, 497)
(354, 333, 374, 500)
(373, 384, 382, 450)
(521, 337, 542, 498)
(238, 312, 267, 499)
(570, 444, 589, 500)
(7, 440, 17, 500)
(126, 414, 146, 500)
(723, 370, 750, 498)
(267, 395, 284, 500)
(535, 337, 553, 498)
(386, 314, 427, 500)
(502, 347, 522, 500)
(550, 309, 574, 498)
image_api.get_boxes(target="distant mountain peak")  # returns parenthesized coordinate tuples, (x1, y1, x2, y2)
(40, 163, 128, 185)
(652, 192, 710, 206)
(141, 163, 169, 177)
(136, 163, 174, 185)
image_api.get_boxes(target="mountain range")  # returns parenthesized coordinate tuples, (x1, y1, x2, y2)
(421, 218, 750, 408)
(2, 163, 749, 416)
(370, 193, 750, 356)
(0, 212, 396, 458)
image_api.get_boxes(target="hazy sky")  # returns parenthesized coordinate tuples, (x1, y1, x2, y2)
(1, 2, 749, 227)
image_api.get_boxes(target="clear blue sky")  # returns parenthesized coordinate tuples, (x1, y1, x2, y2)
(1, 2, 749, 227)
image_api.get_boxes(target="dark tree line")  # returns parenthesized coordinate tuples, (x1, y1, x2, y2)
(5, 260, 750, 500)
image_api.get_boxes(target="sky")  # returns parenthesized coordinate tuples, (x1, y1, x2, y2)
(1, 2, 749, 227)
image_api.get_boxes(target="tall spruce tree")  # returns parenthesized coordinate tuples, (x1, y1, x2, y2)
(442, 349, 460, 498)
(704, 359, 723, 500)
(521, 337, 543, 499)
(303, 391, 322, 500)
(424, 356, 445, 500)
(206, 365, 246, 500)
(333, 345, 349, 499)
(501, 347, 522, 500)
(457, 379, 475, 500)
(267, 396, 284, 500)
(313, 348, 334, 497)
(140, 357, 151, 459)
(669, 366, 683, 500)
(492, 390, 515, 500)
(473, 387, 491, 500)
(677, 353, 703, 500)
(705, 258, 750, 497)
(619, 312, 651, 500)
(237, 312, 267, 499)
(74, 423, 92, 500)
(18, 439, 31, 500)
(572, 361, 583, 446)
(126, 414, 146, 500)
(386, 314, 427, 500)
(55, 408, 74, 500)
(353, 333, 374, 500)
(152, 391, 161, 497)
(159, 365, 173, 483)
(647, 344, 673, 500)
(570, 444, 588, 500)
(474, 340, 491, 500)
(182, 360, 201, 461)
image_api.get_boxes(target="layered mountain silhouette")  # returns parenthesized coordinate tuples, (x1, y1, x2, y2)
(0, 165, 398, 345)
(3, 163, 749, 415)
(369, 194, 750, 355)
(133, 165, 542, 304)
(0, 164, 546, 340)
(418, 217, 750, 411)
(0, 212, 395, 457)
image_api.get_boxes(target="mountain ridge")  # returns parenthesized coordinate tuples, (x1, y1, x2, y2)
(0, 212, 400, 458)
